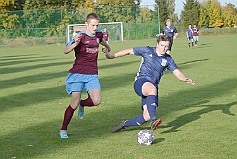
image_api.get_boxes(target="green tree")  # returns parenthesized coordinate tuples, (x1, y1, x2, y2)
(0, 0, 24, 29)
(198, 1, 210, 28)
(95, 0, 138, 23)
(181, 0, 200, 30)
(155, 0, 169, 30)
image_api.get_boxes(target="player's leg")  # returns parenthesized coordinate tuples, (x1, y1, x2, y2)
(112, 79, 148, 132)
(78, 75, 101, 119)
(193, 36, 197, 46)
(60, 92, 81, 138)
(167, 38, 173, 54)
(191, 38, 194, 48)
(60, 73, 83, 138)
(188, 37, 191, 47)
(141, 81, 162, 130)
(196, 36, 199, 46)
(112, 78, 161, 132)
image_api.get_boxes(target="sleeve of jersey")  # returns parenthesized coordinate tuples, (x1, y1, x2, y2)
(66, 39, 75, 46)
(66, 32, 82, 46)
(133, 46, 147, 56)
(168, 57, 178, 72)
(174, 27, 178, 33)
(162, 27, 165, 34)
(97, 31, 103, 43)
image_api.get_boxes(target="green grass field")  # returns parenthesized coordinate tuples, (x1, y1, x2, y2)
(1, 35, 237, 159)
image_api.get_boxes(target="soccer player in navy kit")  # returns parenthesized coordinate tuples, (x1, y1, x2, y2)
(186, 24, 194, 48)
(105, 35, 194, 132)
(59, 13, 111, 138)
(157, 19, 178, 54)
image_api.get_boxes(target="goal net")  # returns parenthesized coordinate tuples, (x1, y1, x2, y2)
(66, 22, 123, 43)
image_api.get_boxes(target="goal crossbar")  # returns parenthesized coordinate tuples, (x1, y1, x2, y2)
(66, 22, 123, 42)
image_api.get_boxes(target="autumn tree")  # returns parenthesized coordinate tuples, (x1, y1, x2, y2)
(222, 3, 237, 27)
(208, 0, 223, 27)
(95, 0, 138, 23)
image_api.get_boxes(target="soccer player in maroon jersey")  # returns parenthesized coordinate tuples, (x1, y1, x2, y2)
(192, 25, 199, 46)
(102, 27, 109, 52)
(103, 27, 109, 44)
(59, 13, 111, 138)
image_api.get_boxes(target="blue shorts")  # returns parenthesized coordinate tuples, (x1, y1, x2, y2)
(65, 73, 101, 94)
(134, 78, 158, 107)
(193, 36, 199, 41)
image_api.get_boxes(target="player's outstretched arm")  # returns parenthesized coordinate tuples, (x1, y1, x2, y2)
(174, 33, 178, 39)
(64, 34, 81, 54)
(100, 39, 111, 52)
(64, 43, 78, 54)
(105, 48, 134, 59)
(172, 69, 195, 85)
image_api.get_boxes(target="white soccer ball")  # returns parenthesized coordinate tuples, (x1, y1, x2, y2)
(137, 129, 154, 146)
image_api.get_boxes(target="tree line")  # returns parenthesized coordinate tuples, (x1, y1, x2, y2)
(0, 0, 236, 38)
(156, 0, 237, 29)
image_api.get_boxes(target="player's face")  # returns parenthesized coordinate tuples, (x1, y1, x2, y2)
(86, 19, 99, 34)
(157, 41, 170, 55)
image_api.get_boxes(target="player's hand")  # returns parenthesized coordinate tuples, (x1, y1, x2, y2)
(186, 78, 195, 85)
(156, 33, 162, 37)
(104, 49, 115, 59)
(74, 33, 82, 43)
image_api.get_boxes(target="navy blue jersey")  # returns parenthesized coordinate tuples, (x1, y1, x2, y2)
(133, 46, 178, 85)
(186, 28, 193, 38)
(162, 26, 178, 38)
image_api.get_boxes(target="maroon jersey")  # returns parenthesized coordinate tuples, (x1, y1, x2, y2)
(67, 30, 103, 74)
(103, 31, 109, 41)
(192, 28, 199, 36)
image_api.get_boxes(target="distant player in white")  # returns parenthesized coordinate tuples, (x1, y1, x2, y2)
(105, 35, 195, 132)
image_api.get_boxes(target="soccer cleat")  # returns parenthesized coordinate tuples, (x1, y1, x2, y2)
(59, 130, 69, 139)
(112, 119, 127, 133)
(78, 105, 84, 120)
(150, 118, 162, 130)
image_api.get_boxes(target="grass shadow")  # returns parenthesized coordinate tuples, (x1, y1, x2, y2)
(161, 101, 236, 134)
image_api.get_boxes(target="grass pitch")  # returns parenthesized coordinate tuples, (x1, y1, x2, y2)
(0, 35, 237, 159)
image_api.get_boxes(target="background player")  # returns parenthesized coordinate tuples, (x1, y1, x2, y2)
(102, 27, 109, 52)
(186, 24, 194, 48)
(192, 25, 199, 46)
(157, 18, 178, 54)
(59, 13, 111, 139)
(104, 35, 194, 133)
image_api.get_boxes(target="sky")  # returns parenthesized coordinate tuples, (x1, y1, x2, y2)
(140, 0, 237, 17)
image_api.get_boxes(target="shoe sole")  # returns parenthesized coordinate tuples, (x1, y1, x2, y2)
(151, 118, 162, 130)
(112, 120, 126, 133)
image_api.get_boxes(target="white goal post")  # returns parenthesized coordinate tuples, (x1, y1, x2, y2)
(66, 22, 124, 42)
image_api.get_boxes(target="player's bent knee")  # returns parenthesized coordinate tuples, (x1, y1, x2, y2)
(92, 98, 101, 106)
(143, 111, 150, 121)
(70, 102, 79, 109)
(143, 114, 150, 121)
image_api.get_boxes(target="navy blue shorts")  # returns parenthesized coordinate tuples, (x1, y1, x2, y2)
(134, 78, 158, 107)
